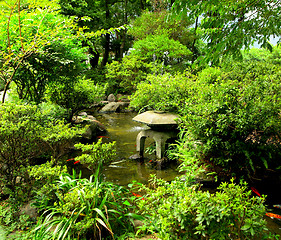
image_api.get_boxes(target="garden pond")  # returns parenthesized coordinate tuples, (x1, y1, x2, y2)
(72, 112, 281, 237)
(78, 112, 181, 185)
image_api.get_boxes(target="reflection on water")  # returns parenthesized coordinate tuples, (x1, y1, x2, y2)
(94, 112, 181, 186)
(127, 126, 148, 132)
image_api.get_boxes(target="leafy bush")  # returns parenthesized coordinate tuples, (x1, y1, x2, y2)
(129, 10, 193, 46)
(131, 34, 191, 64)
(45, 76, 106, 119)
(74, 139, 116, 170)
(221, 58, 280, 84)
(241, 46, 281, 65)
(33, 170, 137, 240)
(85, 67, 107, 85)
(137, 177, 272, 240)
(0, 102, 79, 235)
(128, 9, 196, 63)
(0, 103, 83, 204)
(0, 203, 35, 237)
(197, 67, 226, 84)
(104, 9, 195, 95)
(130, 72, 195, 112)
(106, 55, 153, 93)
(28, 159, 68, 212)
(0, 3, 87, 104)
(38, 102, 69, 121)
(0, 103, 46, 202)
(167, 131, 207, 184)
(179, 65, 281, 177)
(13, 40, 86, 103)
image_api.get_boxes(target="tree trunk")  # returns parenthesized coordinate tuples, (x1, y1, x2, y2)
(101, 0, 110, 66)
(89, 47, 100, 68)
(101, 33, 110, 66)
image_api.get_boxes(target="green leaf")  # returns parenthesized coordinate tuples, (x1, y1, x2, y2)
(125, 213, 145, 221)
(241, 224, 251, 231)
(123, 200, 131, 206)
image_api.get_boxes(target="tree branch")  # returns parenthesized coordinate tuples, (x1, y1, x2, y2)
(18, 0, 25, 53)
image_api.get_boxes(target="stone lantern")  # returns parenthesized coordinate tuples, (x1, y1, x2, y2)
(132, 111, 179, 159)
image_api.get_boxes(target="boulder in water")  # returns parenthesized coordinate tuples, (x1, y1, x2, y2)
(99, 102, 130, 113)
(107, 94, 116, 102)
(72, 115, 106, 141)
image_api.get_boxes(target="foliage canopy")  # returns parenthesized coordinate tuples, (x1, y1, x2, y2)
(172, 0, 281, 63)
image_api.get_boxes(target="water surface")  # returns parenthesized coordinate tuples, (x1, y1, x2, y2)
(94, 112, 181, 185)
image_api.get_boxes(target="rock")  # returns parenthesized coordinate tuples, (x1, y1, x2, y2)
(20, 202, 38, 219)
(82, 123, 95, 140)
(78, 111, 87, 116)
(72, 116, 106, 140)
(82, 119, 106, 140)
(72, 115, 85, 123)
(129, 153, 143, 160)
(107, 94, 116, 102)
(116, 94, 130, 102)
(100, 100, 109, 105)
(99, 102, 130, 113)
(92, 119, 106, 132)
(86, 115, 96, 121)
(133, 219, 144, 228)
(88, 101, 108, 110)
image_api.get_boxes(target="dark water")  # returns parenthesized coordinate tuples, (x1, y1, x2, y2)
(94, 112, 181, 185)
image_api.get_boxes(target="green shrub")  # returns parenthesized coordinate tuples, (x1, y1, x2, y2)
(129, 10, 193, 46)
(0, 4, 88, 104)
(137, 177, 272, 240)
(130, 72, 195, 112)
(74, 139, 116, 170)
(45, 76, 106, 119)
(197, 67, 226, 84)
(167, 131, 207, 183)
(106, 55, 153, 93)
(84, 67, 107, 85)
(38, 102, 69, 121)
(28, 159, 68, 212)
(221, 59, 280, 84)
(12, 46, 85, 104)
(0, 103, 83, 204)
(241, 46, 281, 65)
(0, 103, 46, 202)
(0, 204, 35, 236)
(180, 69, 281, 177)
(131, 34, 191, 64)
(128, 9, 196, 64)
(33, 170, 137, 240)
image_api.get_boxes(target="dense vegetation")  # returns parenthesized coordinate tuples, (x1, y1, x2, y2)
(0, 0, 280, 239)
